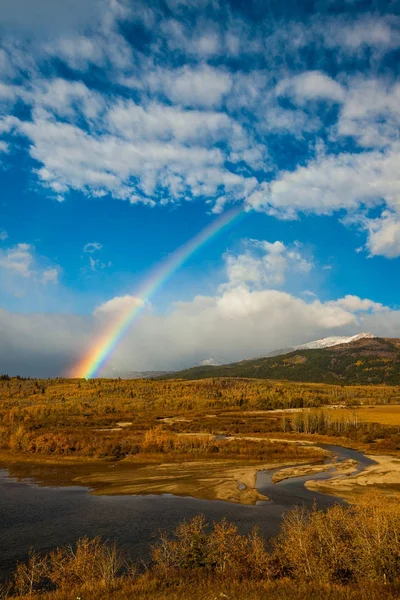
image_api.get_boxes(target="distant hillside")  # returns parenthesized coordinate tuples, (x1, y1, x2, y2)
(111, 370, 171, 379)
(160, 337, 400, 385)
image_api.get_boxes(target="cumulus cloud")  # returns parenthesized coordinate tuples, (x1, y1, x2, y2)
(93, 294, 145, 318)
(8, 76, 261, 206)
(0, 239, 396, 376)
(364, 212, 400, 258)
(329, 295, 386, 313)
(247, 145, 400, 222)
(1, 282, 399, 377)
(224, 240, 313, 288)
(336, 77, 400, 148)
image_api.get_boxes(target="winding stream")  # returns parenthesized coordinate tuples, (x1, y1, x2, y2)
(0, 445, 376, 578)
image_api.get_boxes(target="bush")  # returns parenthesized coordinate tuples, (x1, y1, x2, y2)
(274, 495, 400, 585)
(6, 495, 400, 598)
(151, 515, 270, 580)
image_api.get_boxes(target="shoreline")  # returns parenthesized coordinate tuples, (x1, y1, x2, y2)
(271, 458, 358, 484)
(0, 444, 325, 505)
(304, 454, 400, 499)
(3, 442, 399, 505)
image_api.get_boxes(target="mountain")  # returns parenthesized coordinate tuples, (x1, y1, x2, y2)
(197, 357, 222, 366)
(159, 336, 400, 385)
(294, 332, 376, 350)
(111, 370, 171, 379)
(264, 332, 376, 357)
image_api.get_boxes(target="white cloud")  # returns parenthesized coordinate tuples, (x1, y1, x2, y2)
(13, 88, 260, 206)
(106, 98, 233, 143)
(247, 145, 400, 220)
(29, 79, 106, 122)
(2, 282, 399, 376)
(83, 242, 102, 253)
(144, 64, 233, 108)
(327, 15, 400, 52)
(0, 229, 8, 241)
(224, 240, 313, 288)
(160, 18, 221, 57)
(330, 294, 386, 313)
(365, 212, 400, 258)
(93, 294, 145, 318)
(0, 235, 396, 376)
(336, 77, 400, 148)
(276, 71, 345, 104)
(0, 3, 399, 262)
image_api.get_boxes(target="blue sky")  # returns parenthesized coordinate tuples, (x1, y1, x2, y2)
(1, 0, 400, 376)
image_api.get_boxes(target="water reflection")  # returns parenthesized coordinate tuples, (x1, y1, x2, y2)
(0, 445, 374, 578)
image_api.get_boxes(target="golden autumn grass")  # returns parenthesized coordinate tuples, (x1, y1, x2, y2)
(5, 495, 400, 600)
(1, 376, 400, 501)
(0, 430, 325, 503)
(319, 404, 400, 426)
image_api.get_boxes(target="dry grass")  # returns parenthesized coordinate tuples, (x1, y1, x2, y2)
(318, 405, 400, 426)
(4, 495, 400, 600)
(11, 578, 400, 600)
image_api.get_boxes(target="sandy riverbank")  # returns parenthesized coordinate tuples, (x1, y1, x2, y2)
(305, 455, 400, 499)
(272, 458, 358, 483)
(0, 447, 324, 505)
(71, 459, 306, 504)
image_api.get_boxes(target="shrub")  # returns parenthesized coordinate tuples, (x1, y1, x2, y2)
(151, 515, 270, 580)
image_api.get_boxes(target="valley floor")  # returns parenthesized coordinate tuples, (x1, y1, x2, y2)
(0, 441, 325, 504)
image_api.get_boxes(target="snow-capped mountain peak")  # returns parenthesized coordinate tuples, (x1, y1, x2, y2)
(294, 332, 376, 350)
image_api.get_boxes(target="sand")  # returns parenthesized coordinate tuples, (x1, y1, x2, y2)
(72, 459, 296, 504)
(272, 459, 358, 483)
(305, 455, 400, 499)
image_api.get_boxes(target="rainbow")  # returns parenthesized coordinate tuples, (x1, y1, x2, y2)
(70, 206, 243, 378)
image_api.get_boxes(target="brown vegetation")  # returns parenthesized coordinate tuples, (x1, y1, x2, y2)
(1, 376, 400, 503)
(3, 495, 400, 599)
(1, 376, 400, 462)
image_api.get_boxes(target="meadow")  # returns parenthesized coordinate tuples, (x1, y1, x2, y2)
(1, 376, 400, 462)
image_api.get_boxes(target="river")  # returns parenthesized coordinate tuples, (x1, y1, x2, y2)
(0, 445, 375, 578)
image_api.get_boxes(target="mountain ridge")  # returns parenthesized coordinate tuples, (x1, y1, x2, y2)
(159, 336, 400, 385)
